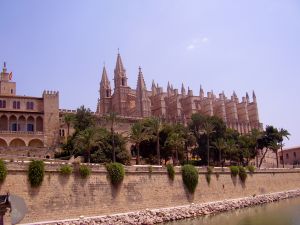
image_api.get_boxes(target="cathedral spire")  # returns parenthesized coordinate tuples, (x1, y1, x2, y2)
(181, 83, 186, 96)
(113, 50, 127, 88)
(2, 62, 7, 73)
(252, 90, 257, 103)
(152, 80, 157, 96)
(136, 67, 151, 117)
(115, 51, 125, 73)
(200, 85, 204, 98)
(100, 66, 111, 98)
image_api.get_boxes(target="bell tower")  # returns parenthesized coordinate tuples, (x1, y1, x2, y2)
(0, 62, 16, 96)
(98, 66, 112, 115)
(111, 51, 131, 116)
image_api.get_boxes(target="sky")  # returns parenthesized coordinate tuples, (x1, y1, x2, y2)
(0, 0, 300, 148)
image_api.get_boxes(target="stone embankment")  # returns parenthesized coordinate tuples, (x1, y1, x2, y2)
(43, 189, 300, 225)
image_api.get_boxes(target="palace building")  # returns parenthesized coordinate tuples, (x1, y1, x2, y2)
(97, 53, 262, 134)
(0, 62, 59, 157)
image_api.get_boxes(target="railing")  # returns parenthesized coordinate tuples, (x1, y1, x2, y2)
(0, 130, 44, 135)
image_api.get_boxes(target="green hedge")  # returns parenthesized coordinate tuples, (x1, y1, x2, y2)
(79, 165, 91, 178)
(28, 160, 45, 187)
(106, 163, 125, 186)
(182, 164, 198, 193)
(167, 164, 175, 181)
(230, 166, 239, 177)
(0, 160, 7, 183)
(239, 166, 247, 183)
(59, 164, 73, 175)
(246, 165, 256, 173)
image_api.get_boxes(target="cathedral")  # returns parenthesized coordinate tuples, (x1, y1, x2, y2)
(96, 53, 262, 134)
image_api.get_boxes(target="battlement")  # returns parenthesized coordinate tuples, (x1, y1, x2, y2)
(43, 90, 59, 97)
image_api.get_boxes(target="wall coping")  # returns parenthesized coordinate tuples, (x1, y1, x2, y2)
(4, 161, 300, 174)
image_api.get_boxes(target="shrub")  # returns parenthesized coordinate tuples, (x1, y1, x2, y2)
(215, 172, 220, 180)
(206, 166, 213, 185)
(78, 165, 91, 178)
(247, 165, 256, 173)
(230, 166, 239, 177)
(205, 173, 211, 185)
(106, 163, 125, 186)
(167, 164, 175, 181)
(59, 164, 73, 175)
(148, 166, 153, 174)
(28, 160, 45, 187)
(239, 166, 247, 183)
(181, 165, 198, 193)
(207, 166, 213, 174)
(0, 160, 7, 183)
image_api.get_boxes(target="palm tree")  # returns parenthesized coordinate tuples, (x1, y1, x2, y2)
(64, 114, 74, 138)
(213, 138, 226, 167)
(269, 141, 281, 168)
(251, 129, 262, 167)
(129, 121, 149, 165)
(202, 122, 215, 167)
(226, 139, 238, 165)
(73, 127, 98, 163)
(148, 117, 163, 165)
(166, 132, 185, 166)
(106, 112, 118, 163)
(278, 128, 290, 168)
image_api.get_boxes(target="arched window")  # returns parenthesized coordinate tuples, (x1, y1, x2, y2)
(122, 78, 125, 86)
(106, 90, 110, 97)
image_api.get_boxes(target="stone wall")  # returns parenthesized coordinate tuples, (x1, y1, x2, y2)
(1, 162, 300, 224)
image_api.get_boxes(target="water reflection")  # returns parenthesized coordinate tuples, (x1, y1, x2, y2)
(164, 198, 300, 225)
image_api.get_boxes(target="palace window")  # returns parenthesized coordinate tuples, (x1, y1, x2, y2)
(27, 124, 34, 132)
(11, 123, 18, 132)
(59, 129, 65, 137)
(286, 153, 289, 159)
(13, 101, 20, 109)
(0, 100, 6, 108)
(294, 152, 297, 158)
(26, 101, 34, 110)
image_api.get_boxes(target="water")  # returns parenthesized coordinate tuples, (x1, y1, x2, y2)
(163, 197, 300, 225)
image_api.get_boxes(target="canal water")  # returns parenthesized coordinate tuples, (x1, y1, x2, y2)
(163, 197, 300, 225)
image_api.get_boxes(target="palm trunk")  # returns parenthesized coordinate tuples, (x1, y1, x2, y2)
(219, 149, 222, 166)
(259, 148, 269, 168)
(276, 150, 279, 168)
(175, 147, 179, 166)
(112, 128, 116, 163)
(156, 132, 160, 165)
(67, 124, 70, 138)
(207, 136, 210, 167)
(136, 143, 140, 165)
(281, 142, 285, 168)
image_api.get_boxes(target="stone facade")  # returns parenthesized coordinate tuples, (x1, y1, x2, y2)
(0, 63, 59, 156)
(97, 53, 262, 134)
(281, 146, 300, 166)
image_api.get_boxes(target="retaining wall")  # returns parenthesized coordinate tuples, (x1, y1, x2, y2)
(1, 162, 300, 223)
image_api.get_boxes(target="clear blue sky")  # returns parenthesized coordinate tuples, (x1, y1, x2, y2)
(1, 0, 300, 148)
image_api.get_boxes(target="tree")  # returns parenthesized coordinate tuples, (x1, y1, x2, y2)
(129, 121, 150, 165)
(105, 112, 118, 163)
(165, 131, 185, 165)
(63, 114, 74, 138)
(225, 139, 238, 165)
(147, 117, 163, 165)
(278, 128, 290, 168)
(73, 127, 99, 163)
(74, 105, 95, 132)
(269, 141, 281, 168)
(213, 138, 226, 166)
(258, 125, 281, 168)
(202, 122, 215, 166)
